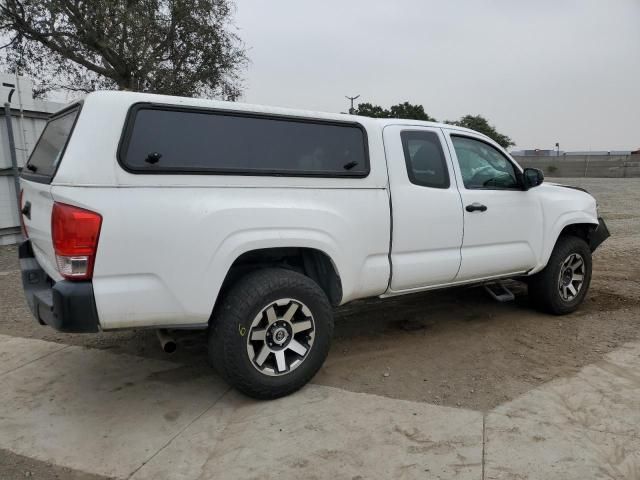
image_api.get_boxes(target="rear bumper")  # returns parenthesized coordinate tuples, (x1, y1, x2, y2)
(590, 217, 610, 252)
(19, 241, 100, 333)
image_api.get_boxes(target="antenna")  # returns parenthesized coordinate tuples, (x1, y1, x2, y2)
(345, 95, 360, 114)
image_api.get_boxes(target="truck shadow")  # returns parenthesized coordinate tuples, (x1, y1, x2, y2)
(333, 280, 530, 338)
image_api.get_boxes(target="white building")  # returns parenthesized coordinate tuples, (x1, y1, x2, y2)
(0, 73, 65, 244)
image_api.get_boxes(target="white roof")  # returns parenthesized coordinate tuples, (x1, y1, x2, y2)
(79, 90, 482, 137)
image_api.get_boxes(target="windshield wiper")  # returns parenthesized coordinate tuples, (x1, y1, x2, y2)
(26, 164, 37, 172)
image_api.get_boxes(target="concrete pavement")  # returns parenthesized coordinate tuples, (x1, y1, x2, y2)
(1, 333, 639, 479)
(486, 343, 640, 479)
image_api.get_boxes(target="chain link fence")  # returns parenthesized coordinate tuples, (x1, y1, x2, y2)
(515, 155, 640, 178)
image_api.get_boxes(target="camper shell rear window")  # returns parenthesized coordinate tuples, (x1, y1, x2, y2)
(118, 104, 370, 177)
(21, 104, 81, 184)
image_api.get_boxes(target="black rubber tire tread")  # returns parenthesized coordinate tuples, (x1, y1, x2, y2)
(209, 268, 333, 400)
(528, 235, 592, 315)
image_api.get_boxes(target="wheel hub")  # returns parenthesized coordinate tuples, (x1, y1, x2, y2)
(267, 321, 291, 348)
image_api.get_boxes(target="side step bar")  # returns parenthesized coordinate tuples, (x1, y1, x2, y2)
(483, 281, 515, 302)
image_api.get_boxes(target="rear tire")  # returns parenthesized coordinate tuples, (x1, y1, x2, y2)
(209, 268, 333, 399)
(528, 235, 592, 315)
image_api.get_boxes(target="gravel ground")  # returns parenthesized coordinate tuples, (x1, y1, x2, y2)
(0, 450, 108, 480)
(1, 177, 639, 479)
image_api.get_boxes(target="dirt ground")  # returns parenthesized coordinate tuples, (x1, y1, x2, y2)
(1, 177, 639, 479)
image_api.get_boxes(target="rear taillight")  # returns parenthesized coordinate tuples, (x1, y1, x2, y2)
(19, 189, 27, 238)
(52, 202, 102, 280)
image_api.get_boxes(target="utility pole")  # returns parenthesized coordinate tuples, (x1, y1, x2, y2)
(2, 82, 21, 210)
(345, 95, 360, 114)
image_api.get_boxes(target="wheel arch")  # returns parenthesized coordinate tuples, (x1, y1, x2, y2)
(557, 223, 595, 244)
(534, 214, 599, 274)
(213, 246, 343, 319)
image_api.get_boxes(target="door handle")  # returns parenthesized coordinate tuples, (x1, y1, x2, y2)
(465, 202, 487, 213)
(21, 201, 31, 219)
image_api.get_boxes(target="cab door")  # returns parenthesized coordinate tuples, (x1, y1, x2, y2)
(443, 130, 543, 281)
(384, 125, 463, 292)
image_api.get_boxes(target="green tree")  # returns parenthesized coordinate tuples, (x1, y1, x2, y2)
(0, 0, 247, 99)
(354, 101, 435, 121)
(446, 115, 514, 148)
(354, 100, 514, 148)
(388, 102, 435, 121)
(352, 102, 389, 118)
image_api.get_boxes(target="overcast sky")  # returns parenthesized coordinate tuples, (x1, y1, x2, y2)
(233, 0, 640, 151)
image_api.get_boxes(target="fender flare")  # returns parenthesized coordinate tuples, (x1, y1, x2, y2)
(532, 211, 599, 274)
(203, 227, 348, 309)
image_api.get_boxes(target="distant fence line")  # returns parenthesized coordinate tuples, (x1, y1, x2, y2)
(514, 155, 640, 178)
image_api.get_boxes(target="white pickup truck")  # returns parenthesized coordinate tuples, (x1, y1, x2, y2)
(19, 91, 609, 398)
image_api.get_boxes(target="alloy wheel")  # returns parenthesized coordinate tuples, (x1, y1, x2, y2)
(558, 253, 585, 301)
(246, 298, 315, 376)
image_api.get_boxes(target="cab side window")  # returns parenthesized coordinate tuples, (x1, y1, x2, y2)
(451, 135, 519, 189)
(400, 130, 450, 189)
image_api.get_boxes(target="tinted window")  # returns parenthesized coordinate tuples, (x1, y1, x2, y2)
(23, 107, 79, 180)
(120, 107, 368, 176)
(451, 136, 519, 189)
(400, 130, 450, 188)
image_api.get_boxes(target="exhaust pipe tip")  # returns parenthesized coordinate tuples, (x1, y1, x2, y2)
(162, 340, 177, 354)
(156, 329, 177, 354)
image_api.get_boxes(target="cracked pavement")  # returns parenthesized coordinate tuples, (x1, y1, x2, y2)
(1, 333, 639, 479)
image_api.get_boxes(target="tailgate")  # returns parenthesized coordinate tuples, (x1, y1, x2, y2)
(20, 179, 59, 279)
(19, 104, 81, 280)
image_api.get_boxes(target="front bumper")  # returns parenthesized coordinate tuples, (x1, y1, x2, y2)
(19, 241, 100, 333)
(590, 217, 610, 252)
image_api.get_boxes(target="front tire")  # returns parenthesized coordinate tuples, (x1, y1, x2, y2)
(528, 235, 592, 315)
(209, 268, 333, 399)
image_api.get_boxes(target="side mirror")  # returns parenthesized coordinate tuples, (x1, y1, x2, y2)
(523, 168, 544, 190)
